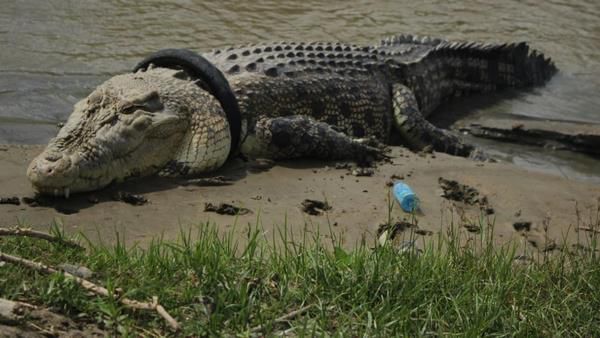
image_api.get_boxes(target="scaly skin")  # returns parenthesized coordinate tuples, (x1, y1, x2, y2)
(27, 67, 230, 195)
(28, 34, 557, 195)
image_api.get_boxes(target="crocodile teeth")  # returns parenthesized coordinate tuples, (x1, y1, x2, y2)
(64, 188, 70, 199)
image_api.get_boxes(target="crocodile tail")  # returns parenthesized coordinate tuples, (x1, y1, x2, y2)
(381, 35, 557, 114)
(424, 39, 557, 88)
(381, 34, 557, 87)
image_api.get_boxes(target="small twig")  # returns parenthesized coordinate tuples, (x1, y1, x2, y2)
(27, 322, 56, 336)
(578, 226, 600, 234)
(249, 304, 313, 333)
(0, 227, 83, 249)
(0, 252, 180, 331)
(0, 298, 36, 310)
(273, 327, 297, 336)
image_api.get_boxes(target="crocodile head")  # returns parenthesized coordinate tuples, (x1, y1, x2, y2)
(27, 67, 225, 196)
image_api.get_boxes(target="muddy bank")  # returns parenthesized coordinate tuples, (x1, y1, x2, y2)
(1, 144, 599, 252)
(458, 118, 600, 157)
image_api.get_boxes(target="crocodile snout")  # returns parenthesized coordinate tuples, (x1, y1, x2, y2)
(27, 152, 75, 190)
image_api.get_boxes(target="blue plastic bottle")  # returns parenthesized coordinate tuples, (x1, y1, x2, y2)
(393, 181, 418, 212)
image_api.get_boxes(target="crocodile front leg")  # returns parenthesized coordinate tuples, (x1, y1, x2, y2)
(392, 84, 476, 157)
(242, 115, 386, 163)
(159, 93, 231, 177)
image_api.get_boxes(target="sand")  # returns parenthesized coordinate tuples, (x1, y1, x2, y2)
(1, 144, 599, 252)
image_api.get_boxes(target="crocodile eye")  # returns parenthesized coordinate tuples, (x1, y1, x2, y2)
(120, 104, 140, 114)
(119, 91, 163, 114)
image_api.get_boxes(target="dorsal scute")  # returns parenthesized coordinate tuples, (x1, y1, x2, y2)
(380, 34, 446, 47)
(205, 41, 381, 78)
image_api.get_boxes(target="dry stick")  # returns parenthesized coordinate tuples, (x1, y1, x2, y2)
(249, 304, 313, 333)
(27, 322, 57, 337)
(578, 226, 600, 234)
(0, 252, 180, 331)
(0, 227, 83, 249)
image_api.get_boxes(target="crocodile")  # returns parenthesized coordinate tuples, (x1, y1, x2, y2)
(27, 34, 556, 196)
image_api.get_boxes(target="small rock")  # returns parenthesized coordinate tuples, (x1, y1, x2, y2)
(301, 199, 331, 215)
(204, 202, 251, 215)
(351, 167, 374, 177)
(58, 263, 94, 279)
(112, 191, 147, 206)
(513, 221, 532, 232)
(0, 197, 20, 205)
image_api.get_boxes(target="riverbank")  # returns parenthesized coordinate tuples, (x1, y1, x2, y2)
(2, 213, 599, 336)
(2, 144, 600, 335)
(1, 144, 598, 251)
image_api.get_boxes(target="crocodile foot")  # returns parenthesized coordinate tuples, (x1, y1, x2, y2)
(354, 137, 391, 164)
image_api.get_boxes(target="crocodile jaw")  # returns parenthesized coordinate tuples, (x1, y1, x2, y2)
(27, 68, 196, 195)
(27, 114, 187, 195)
(27, 127, 184, 195)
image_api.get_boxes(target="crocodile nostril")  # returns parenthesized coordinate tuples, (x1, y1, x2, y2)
(27, 152, 75, 188)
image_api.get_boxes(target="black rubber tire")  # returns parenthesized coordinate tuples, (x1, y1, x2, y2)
(134, 49, 241, 156)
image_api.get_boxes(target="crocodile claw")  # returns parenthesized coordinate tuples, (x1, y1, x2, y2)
(468, 148, 491, 162)
(354, 137, 391, 164)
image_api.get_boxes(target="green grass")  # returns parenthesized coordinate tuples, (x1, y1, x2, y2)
(1, 217, 600, 337)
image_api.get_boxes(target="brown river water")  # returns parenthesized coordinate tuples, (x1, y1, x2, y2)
(1, 0, 599, 180)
